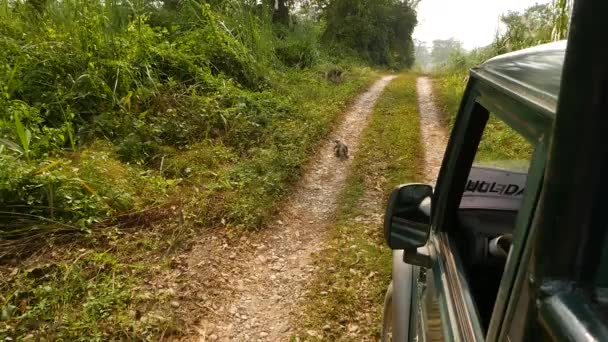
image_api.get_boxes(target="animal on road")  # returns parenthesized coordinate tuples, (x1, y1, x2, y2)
(333, 140, 349, 160)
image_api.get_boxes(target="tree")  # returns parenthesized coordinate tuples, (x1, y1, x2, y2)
(552, 0, 572, 40)
(321, 0, 417, 68)
(430, 38, 463, 67)
(494, 4, 553, 53)
(436, 2, 572, 73)
(414, 40, 431, 70)
(269, 0, 290, 25)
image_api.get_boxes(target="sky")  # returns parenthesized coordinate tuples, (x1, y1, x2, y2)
(413, 0, 551, 50)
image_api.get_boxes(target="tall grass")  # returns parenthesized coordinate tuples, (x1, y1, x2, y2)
(0, 0, 325, 231)
(220, 1, 276, 68)
(0, 1, 378, 339)
(431, 3, 550, 162)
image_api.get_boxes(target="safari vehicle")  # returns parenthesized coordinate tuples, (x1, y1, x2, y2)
(381, 2, 608, 341)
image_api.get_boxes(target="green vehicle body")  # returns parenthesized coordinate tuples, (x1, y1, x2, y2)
(382, 2, 608, 341)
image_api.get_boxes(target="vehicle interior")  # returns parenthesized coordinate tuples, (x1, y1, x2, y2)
(453, 207, 519, 330)
(429, 40, 562, 337)
(449, 121, 531, 331)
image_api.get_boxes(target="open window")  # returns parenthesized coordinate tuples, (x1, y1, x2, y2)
(451, 109, 534, 331)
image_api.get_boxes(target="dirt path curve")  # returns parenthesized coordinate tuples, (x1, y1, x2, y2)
(416, 77, 449, 183)
(184, 76, 396, 341)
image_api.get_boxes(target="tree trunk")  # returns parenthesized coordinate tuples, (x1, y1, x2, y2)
(272, 0, 289, 26)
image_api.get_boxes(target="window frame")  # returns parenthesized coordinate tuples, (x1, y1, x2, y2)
(430, 81, 489, 341)
(430, 76, 552, 341)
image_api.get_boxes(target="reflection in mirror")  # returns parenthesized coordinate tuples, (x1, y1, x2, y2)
(384, 184, 433, 250)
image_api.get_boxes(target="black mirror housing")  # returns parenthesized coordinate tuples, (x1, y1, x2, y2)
(384, 184, 433, 250)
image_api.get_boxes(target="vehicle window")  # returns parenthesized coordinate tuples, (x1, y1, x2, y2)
(460, 117, 532, 212)
(454, 113, 534, 332)
(473, 116, 533, 171)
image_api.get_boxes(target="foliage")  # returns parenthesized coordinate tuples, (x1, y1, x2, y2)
(321, 0, 418, 68)
(431, 4, 553, 165)
(493, 4, 554, 54)
(0, 63, 376, 341)
(0, 0, 383, 338)
(275, 19, 321, 68)
(429, 2, 568, 74)
(552, 0, 572, 40)
(0, 1, 378, 337)
(0, 252, 178, 340)
(219, 66, 375, 229)
(430, 39, 464, 69)
(476, 118, 533, 163)
(430, 2, 568, 113)
(0, 0, 344, 233)
(414, 40, 431, 72)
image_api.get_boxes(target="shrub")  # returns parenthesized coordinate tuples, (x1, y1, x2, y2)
(0, 0, 369, 236)
(275, 20, 321, 68)
(0, 156, 108, 230)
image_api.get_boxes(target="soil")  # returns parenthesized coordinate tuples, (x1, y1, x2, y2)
(167, 76, 397, 341)
(416, 77, 449, 184)
(415, 76, 450, 341)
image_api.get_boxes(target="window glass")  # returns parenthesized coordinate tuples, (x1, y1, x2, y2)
(461, 116, 533, 211)
(455, 113, 534, 332)
(474, 116, 533, 171)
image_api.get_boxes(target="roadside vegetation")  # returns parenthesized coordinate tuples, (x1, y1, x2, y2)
(0, 0, 420, 339)
(292, 73, 423, 341)
(426, 1, 571, 161)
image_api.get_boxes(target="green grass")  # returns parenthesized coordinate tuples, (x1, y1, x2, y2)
(476, 119, 533, 162)
(0, 2, 384, 339)
(1, 252, 178, 340)
(291, 73, 424, 341)
(434, 72, 466, 128)
(0, 0, 375, 234)
(0, 67, 377, 340)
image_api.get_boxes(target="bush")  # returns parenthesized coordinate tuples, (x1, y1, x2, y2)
(275, 20, 321, 68)
(0, 0, 372, 236)
(0, 156, 108, 229)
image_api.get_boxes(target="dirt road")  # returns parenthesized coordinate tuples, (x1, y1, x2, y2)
(165, 75, 449, 341)
(416, 77, 449, 183)
(177, 76, 397, 341)
(291, 75, 450, 340)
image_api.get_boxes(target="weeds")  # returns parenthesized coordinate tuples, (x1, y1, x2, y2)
(0, 43, 375, 342)
(0, 0, 381, 338)
(0, 251, 179, 340)
(0, 0, 368, 234)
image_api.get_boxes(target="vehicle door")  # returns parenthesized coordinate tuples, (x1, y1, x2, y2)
(416, 84, 548, 341)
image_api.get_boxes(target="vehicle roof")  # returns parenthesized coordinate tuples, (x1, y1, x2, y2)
(471, 40, 567, 117)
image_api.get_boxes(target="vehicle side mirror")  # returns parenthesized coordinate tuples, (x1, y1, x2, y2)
(384, 184, 433, 250)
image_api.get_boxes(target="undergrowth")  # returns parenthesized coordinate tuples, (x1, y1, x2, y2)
(0, 0, 368, 235)
(0, 0, 378, 339)
(292, 73, 424, 341)
(0, 65, 376, 341)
